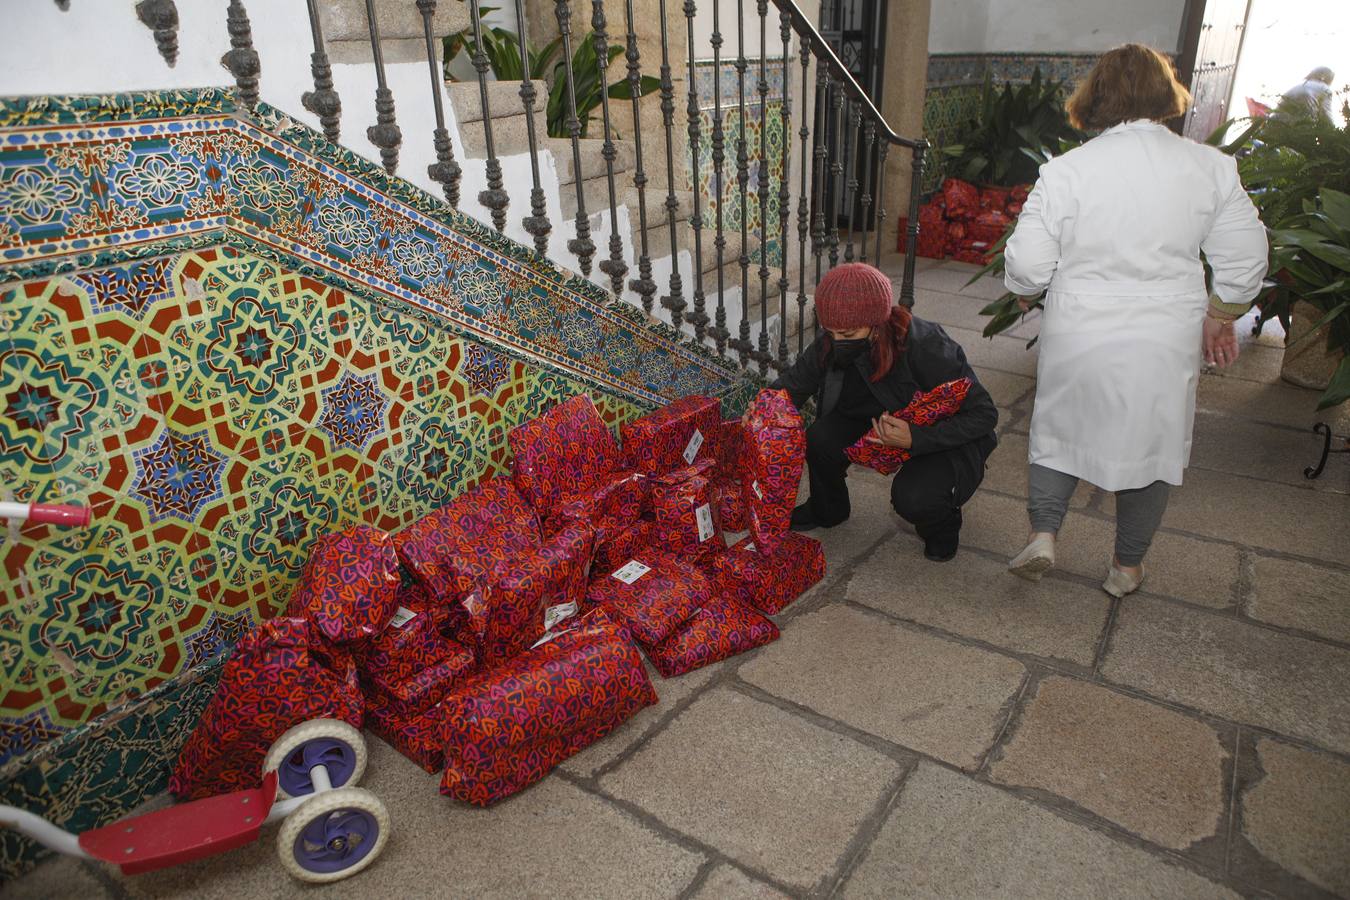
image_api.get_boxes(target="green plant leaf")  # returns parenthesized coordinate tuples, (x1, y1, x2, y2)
(1320, 188, 1350, 232)
(1316, 355, 1350, 409)
(1286, 301, 1349, 352)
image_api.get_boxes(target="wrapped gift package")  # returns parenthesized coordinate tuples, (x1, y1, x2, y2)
(646, 594, 780, 678)
(741, 389, 806, 555)
(908, 178, 1033, 262)
(845, 378, 972, 475)
(170, 618, 364, 800)
(585, 554, 707, 645)
(706, 533, 826, 615)
(460, 519, 594, 666)
(395, 476, 541, 601)
(365, 651, 474, 720)
(365, 700, 448, 774)
(717, 482, 748, 532)
(715, 419, 744, 481)
(359, 602, 471, 687)
(650, 460, 723, 559)
(284, 524, 401, 646)
(552, 469, 646, 562)
(621, 394, 721, 476)
(508, 394, 625, 520)
(439, 609, 658, 806)
(592, 518, 656, 573)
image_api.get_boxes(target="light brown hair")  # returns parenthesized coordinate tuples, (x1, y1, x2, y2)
(1066, 44, 1191, 131)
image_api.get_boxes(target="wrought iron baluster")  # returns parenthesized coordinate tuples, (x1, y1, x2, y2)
(858, 120, 875, 263)
(900, 142, 928, 307)
(363, 0, 401, 174)
(874, 140, 889, 271)
(221, 0, 260, 111)
(843, 101, 860, 262)
(135, 0, 179, 67)
(811, 70, 829, 292)
(302, 0, 342, 143)
(683, 0, 708, 341)
(657, 0, 685, 329)
(468, 0, 507, 231)
(54, 0, 70, 9)
(556, 1, 595, 276)
(775, 9, 791, 370)
(730, 0, 751, 362)
(623, 0, 657, 315)
(706, 0, 729, 355)
(828, 90, 844, 269)
(753, 0, 770, 373)
(795, 40, 812, 356)
(417, 0, 461, 207)
(515, 0, 547, 246)
(594, 1, 627, 295)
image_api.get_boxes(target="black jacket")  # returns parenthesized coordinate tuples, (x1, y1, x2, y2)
(773, 316, 999, 483)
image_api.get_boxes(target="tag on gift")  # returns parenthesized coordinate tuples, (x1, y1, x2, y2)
(611, 559, 652, 584)
(388, 606, 418, 629)
(696, 503, 715, 542)
(752, 480, 764, 500)
(683, 428, 705, 464)
(544, 601, 578, 632)
(745, 542, 756, 552)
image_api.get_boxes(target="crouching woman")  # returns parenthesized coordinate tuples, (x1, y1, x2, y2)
(773, 263, 999, 561)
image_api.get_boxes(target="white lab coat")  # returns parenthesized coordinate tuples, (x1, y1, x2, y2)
(1004, 120, 1268, 491)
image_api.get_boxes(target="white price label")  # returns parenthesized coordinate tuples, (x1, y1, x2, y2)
(695, 503, 715, 542)
(744, 542, 756, 552)
(388, 606, 418, 629)
(611, 559, 652, 584)
(682, 428, 705, 464)
(544, 601, 578, 632)
(752, 480, 764, 500)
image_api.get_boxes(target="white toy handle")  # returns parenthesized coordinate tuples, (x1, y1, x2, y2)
(0, 805, 90, 859)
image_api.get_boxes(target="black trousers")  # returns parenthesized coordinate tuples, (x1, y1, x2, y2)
(803, 411, 993, 545)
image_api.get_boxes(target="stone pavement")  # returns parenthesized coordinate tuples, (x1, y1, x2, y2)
(7, 258, 1349, 899)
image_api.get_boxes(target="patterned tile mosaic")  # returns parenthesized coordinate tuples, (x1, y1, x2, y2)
(0, 86, 754, 878)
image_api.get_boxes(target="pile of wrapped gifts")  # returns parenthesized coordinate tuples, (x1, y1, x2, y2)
(170, 389, 826, 807)
(899, 177, 1031, 265)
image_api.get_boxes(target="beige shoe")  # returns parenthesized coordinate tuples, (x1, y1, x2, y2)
(1102, 565, 1145, 598)
(1008, 533, 1055, 581)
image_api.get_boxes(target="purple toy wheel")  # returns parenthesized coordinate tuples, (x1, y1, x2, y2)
(292, 806, 380, 875)
(278, 737, 358, 797)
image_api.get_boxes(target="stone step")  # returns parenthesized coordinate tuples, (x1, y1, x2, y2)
(550, 138, 638, 187)
(447, 81, 549, 158)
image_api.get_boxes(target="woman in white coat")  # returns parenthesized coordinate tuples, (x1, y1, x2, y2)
(1002, 44, 1268, 597)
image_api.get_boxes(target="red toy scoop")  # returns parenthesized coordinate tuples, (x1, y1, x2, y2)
(79, 773, 279, 875)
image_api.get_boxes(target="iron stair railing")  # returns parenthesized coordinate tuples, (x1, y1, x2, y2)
(109, 0, 926, 375)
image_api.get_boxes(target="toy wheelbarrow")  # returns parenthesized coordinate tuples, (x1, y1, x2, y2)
(0, 718, 390, 884)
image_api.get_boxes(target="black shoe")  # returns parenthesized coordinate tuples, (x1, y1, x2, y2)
(790, 503, 821, 532)
(923, 538, 959, 562)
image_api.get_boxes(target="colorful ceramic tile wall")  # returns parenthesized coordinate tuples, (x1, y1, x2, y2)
(0, 87, 751, 878)
(691, 58, 789, 267)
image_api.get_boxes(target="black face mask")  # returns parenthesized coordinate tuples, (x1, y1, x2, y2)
(831, 338, 870, 368)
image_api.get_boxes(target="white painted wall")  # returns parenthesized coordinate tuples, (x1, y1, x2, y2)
(929, 0, 1187, 55)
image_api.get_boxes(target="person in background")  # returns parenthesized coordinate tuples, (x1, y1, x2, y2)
(1276, 67, 1336, 121)
(1002, 44, 1268, 597)
(772, 263, 998, 562)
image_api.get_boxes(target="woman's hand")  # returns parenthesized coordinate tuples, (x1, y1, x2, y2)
(1016, 294, 1038, 313)
(1202, 316, 1240, 368)
(867, 414, 912, 449)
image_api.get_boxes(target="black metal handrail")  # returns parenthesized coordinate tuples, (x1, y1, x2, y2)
(106, 0, 926, 373)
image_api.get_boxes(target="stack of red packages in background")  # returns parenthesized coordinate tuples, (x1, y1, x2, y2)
(440, 609, 657, 806)
(899, 178, 1032, 264)
(705, 532, 826, 615)
(650, 459, 724, 560)
(645, 594, 779, 677)
(585, 555, 706, 645)
(741, 389, 806, 554)
(714, 419, 747, 531)
(621, 394, 721, 476)
(283, 525, 402, 646)
(170, 618, 364, 800)
(844, 378, 973, 475)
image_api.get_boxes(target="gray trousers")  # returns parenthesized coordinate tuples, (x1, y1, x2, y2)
(1027, 464, 1170, 566)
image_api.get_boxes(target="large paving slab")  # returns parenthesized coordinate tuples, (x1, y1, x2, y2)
(960, 491, 1241, 610)
(842, 763, 1237, 899)
(561, 660, 723, 776)
(1249, 555, 1350, 645)
(913, 286, 1000, 334)
(1205, 341, 1287, 385)
(739, 605, 1026, 769)
(1190, 411, 1350, 492)
(939, 324, 1041, 377)
(989, 676, 1229, 850)
(690, 864, 792, 899)
(846, 537, 1109, 667)
(1101, 596, 1350, 754)
(1238, 738, 1350, 897)
(978, 433, 1097, 510)
(1195, 372, 1350, 434)
(0, 857, 106, 900)
(1114, 468, 1350, 564)
(113, 739, 704, 899)
(912, 264, 1012, 302)
(600, 688, 902, 892)
(971, 365, 1036, 410)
